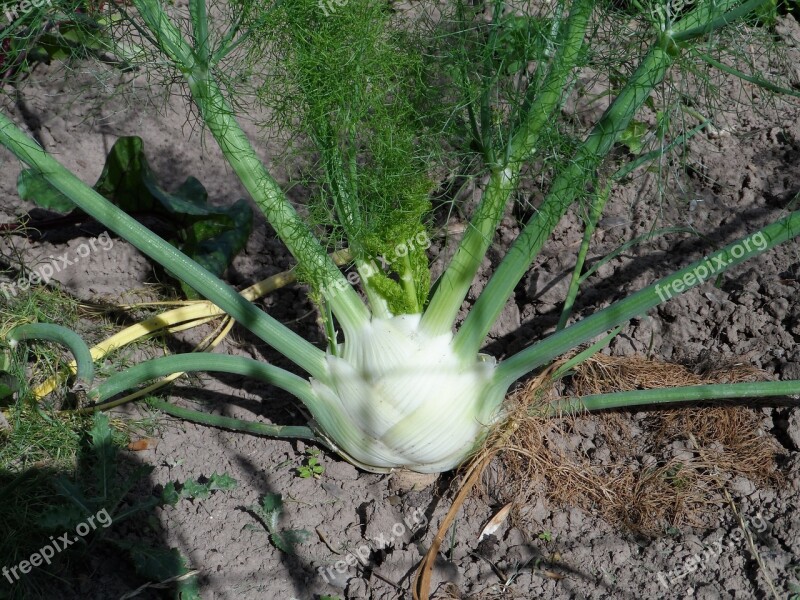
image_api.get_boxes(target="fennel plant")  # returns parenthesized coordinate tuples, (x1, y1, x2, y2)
(1, 0, 799, 474)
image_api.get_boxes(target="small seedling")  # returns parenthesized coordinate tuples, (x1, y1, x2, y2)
(161, 472, 238, 504)
(538, 530, 553, 542)
(297, 448, 325, 479)
(248, 493, 311, 554)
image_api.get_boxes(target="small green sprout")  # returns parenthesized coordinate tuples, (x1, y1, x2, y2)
(248, 493, 311, 555)
(538, 531, 553, 542)
(297, 448, 325, 479)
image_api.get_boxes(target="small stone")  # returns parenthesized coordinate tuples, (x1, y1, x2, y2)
(389, 469, 438, 493)
(729, 476, 756, 496)
(325, 459, 359, 481)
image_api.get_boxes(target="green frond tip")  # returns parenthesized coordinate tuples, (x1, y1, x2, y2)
(360, 175, 433, 315)
(248, 0, 437, 317)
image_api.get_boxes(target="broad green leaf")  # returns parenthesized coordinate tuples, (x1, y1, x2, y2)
(249, 493, 309, 553)
(180, 478, 212, 500)
(38, 504, 88, 531)
(19, 136, 253, 298)
(260, 492, 283, 514)
(17, 169, 75, 213)
(178, 472, 236, 499)
(250, 493, 283, 534)
(162, 482, 181, 506)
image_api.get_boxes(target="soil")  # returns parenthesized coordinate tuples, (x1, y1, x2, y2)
(2, 11, 800, 600)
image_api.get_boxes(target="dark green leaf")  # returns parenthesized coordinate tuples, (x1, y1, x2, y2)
(92, 136, 155, 211)
(111, 540, 200, 600)
(162, 482, 180, 506)
(51, 476, 93, 517)
(18, 136, 253, 299)
(38, 504, 87, 531)
(206, 472, 237, 491)
(89, 412, 116, 502)
(260, 492, 283, 514)
(92, 138, 253, 295)
(17, 169, 75, 213)
(180, 478, 212, 500)
(249, 495, 281, 534)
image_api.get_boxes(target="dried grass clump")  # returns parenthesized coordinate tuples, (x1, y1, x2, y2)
(493, 354, 784, 535)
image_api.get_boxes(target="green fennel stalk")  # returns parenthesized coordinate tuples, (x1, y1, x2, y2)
(1, 0, 799, 474)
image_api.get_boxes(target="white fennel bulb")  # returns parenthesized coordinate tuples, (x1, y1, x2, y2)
(309, 314, 504, 473)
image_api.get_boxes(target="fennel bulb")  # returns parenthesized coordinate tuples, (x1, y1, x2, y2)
(309, 314, 505, 473)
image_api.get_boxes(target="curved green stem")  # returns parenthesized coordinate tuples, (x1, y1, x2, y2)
(694, 50, 800, 98)
(90, 354, 317, 408)
(90, 353, 323, 442)
(541, 380, 800, 416)
(496, 209, 800, 386)
(132, 0, 370, 338)
(455, 43, 673, 358)
(7, 324, 94, 387)
(421, 0, 594, 337)
(455, 0, 768, 360)
(0, 111, 328, 380)
(669, 0, 769, 43)
(147, 398, 320, 442)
